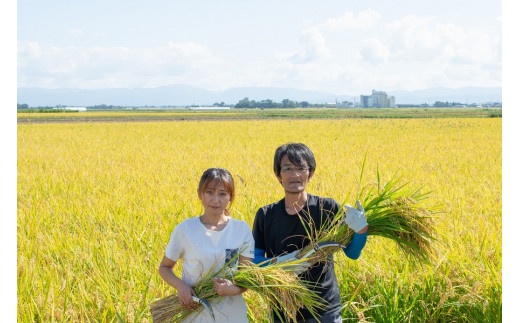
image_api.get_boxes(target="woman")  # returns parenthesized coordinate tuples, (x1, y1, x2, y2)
(158, 168, 255, 322)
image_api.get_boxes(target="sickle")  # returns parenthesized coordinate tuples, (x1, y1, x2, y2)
(192, 296, 215, 322)
(299, 240, 347, 259)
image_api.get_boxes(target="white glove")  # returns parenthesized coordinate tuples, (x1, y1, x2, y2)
(276, 250, 312, 275)
(344, 200, 368, 233)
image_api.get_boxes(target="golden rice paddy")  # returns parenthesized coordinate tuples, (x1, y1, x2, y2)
(17, 117, 501, 321)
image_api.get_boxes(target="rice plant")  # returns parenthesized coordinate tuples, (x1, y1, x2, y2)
(17, 118, 501, 322)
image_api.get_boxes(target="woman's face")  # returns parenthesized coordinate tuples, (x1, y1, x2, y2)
(198, 182, 232, 217)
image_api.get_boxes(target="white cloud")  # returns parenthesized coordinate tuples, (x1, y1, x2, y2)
(359, 38, 390, 64)
(17, 41, 226, 89)
(277, 10, 498, 91)
(260, 9, 501, 94)
(68, 29, 83, 36)
(319, 9, 381, 31)
(339, 14, 502, 90)
(17, 11, 501, 94)
(279, 27, 331, 64)
(385, 14, 500, 65)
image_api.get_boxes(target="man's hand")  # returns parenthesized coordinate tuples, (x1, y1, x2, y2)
(344, 200, 368, 233)
(276, 250, 312, 274)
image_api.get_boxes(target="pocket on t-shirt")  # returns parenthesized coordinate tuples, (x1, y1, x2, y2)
(225, 248, 239, 267)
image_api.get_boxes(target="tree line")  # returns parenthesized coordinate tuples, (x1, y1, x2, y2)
(17, 99, 352, 110)
(19, 99, 500, 110)
(233, 98, 353, 109)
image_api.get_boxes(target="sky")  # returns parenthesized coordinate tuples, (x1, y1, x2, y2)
(16, 0, 502, 94)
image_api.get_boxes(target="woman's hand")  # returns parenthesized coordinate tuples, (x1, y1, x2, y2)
(158, 256, 198, 310)
(176, 281, 198, 310)
(212, 277, 245, 296)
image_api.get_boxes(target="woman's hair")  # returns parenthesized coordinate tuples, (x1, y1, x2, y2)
(273, 143, 316, 177)
(197, 168, 235, 214)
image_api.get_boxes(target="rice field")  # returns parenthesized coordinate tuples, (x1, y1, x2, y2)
(17, 117, 501, 322)
(17, 107, 502, 123)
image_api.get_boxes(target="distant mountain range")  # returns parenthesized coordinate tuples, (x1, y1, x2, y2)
(388, 87, 502, 105)
(17, 85, 502, 107)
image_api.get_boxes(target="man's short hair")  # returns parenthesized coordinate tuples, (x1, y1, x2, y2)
(273, 143, 316, 177)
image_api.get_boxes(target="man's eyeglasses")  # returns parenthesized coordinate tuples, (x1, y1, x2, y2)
(281, 166, 310, 173)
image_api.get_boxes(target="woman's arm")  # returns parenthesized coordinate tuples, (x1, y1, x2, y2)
(158, 256, 197, 310)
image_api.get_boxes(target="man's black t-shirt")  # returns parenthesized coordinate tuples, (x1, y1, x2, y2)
(252, 194, 342, 320)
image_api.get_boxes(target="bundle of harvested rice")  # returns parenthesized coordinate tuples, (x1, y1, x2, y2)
(232, 262, 325, 321)
(150, 259, 324, 322)
(296, 173, 437, 264)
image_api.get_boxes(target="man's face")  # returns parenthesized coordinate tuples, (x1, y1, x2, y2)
(276, 155, 312, 194)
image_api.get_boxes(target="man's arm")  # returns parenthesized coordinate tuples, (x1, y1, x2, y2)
(252, 208, 272, 266)
(252, 248, 274, 266)
(343, 231, 368, 260)
(342, 201, 368, 260)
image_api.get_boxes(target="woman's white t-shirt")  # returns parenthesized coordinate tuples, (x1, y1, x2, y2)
(165, 217, 255, 323)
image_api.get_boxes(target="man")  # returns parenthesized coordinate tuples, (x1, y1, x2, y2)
(252, 143, 368, 322)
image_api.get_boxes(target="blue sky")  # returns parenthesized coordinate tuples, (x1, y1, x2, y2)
(16, 0, 502, 94)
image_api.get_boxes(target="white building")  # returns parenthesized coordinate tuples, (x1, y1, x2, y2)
(62, 107, 87, 112)
(189, 106, 231, 110)
(360, 90, 395, 108)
